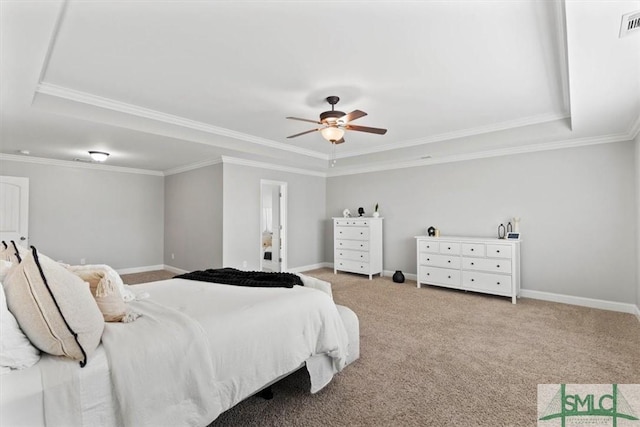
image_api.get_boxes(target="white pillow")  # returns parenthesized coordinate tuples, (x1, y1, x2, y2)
(67, 264, 135, 302)
(296, 273, 333, 300)
(0, 260, 14, 282)
(0, 282, 40, 372)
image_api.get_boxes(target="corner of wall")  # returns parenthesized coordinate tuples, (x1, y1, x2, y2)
(636, 132, 640, 316)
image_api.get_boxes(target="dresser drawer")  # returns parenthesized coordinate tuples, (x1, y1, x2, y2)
(461, 257, 512, 274)
(462, 271, 512, 295)
(335, 226, 369, 241)
(418, 240, 439, 254)
(420, 253, 461, 269)
(486, 244, 511, 259)
(439, 242, 461, 255)
(420, 266, 461, 287)
(336, 239, 370, 251)
(334, 219, 371, 227)
(462, 243, 485, 257)
(335, 259, 370, 273)
(335, 249, 369, 262)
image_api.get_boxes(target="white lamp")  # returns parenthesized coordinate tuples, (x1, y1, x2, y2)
(88, 151, 109, 162)
(320, 126, 345, 143)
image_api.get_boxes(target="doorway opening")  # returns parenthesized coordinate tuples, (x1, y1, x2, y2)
(260, 180, 287, 272)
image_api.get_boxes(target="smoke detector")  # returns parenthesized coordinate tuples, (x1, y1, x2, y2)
(619, 10, 640, 38)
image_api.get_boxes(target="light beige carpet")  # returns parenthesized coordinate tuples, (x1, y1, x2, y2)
(123, 269, 640, 427)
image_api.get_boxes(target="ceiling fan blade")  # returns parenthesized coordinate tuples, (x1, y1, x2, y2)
(339, 110, 367, 124)
(286, 116, 323, 125)
(345, 124, 388, 135)
(334, 137, 345, 144)
(287, 128, 320, 139)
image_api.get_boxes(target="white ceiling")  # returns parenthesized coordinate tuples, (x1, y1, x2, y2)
(1, 0, 639, 175)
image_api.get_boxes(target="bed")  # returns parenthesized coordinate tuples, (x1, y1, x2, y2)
(1, 262, 359, 427)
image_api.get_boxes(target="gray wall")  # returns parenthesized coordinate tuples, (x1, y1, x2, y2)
(223, 163, 326, 271)
(326, 142, 637, 304)
(0, 160, 164, 269)
(164, 164, 223, 271)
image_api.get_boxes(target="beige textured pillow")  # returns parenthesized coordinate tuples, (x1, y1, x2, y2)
(3, 247, 104, 366)
(73, 269, 127, 322)
(0, 241, 26, 264)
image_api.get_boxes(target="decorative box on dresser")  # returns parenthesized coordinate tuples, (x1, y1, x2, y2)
(415, 236, 521, 304)
(333, 217, 383, 280)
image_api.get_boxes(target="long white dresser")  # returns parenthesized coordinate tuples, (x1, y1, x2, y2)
(334, 217, 383, 280)
(415, 236, 521, 303)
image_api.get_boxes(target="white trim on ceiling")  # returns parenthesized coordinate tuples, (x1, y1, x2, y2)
(35, 82, 328, 160)
(164, 158, 223, 176)
(220, 156, 326, 177)
(336, 111, 571, 159)
(326, 132, 632, 177)
(0, 153, 164, 176)
(36, 81, 574, 163)
(555, 0, 572, 123)
(630, 114, 640, 139)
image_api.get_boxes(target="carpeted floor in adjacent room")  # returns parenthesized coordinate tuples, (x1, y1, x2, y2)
(122, 268, 640, 427)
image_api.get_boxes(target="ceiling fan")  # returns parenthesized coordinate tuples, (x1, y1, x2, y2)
(286, 96, 387, 144)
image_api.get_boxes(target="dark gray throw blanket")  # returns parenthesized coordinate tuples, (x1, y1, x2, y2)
(174, 267, 304, 288)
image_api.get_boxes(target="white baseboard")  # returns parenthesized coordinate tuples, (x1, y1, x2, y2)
(289, 262, 332, 273)
(116, 264, 165, 275)
(520, 289, 638, 315)
(382, 269, 417, 281)
(163, 264, 189, 274)
(635, 304, 640, 323)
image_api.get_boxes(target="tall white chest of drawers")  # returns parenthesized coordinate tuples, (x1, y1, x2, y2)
(415, 236, 521, 303)
(334, 217, 383, 280)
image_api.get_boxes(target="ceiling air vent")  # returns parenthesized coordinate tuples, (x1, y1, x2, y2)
(619, 10, 640, 38)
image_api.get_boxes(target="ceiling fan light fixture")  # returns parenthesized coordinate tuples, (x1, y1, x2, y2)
(88, 151, 110, 162)
(320, 126, 345, 143)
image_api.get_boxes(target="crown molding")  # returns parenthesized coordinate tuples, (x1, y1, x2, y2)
(327, 132, 630, 177)
(221, 156, 326, 177)
(35, 82, 328, 160)
(629, 114, 640, 139)
(336, 111, 571, 159)
(0, 153, 164, 176)
(163, 157, 223, 176)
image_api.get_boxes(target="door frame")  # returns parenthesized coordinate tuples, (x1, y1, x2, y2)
(259, 180, 287, 272)
(0, 176, 30, 248)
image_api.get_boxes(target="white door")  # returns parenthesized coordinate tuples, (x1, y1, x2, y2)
(0, 176, 29, 248)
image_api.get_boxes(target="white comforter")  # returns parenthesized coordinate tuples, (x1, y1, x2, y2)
(42, 278, 349, 427)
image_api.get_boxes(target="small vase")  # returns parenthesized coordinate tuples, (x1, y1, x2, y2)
(373, 212, 380, 218)
(392, 270, 405, 283)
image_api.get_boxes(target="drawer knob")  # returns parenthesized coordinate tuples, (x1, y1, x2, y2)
(496, 265, 500, 268)
(427, 258, 430, 261)
(447, 260, 451, 263)
(471, 262, 475, 265)
(496, 250, 500, 253)
(497, 282, 501, 285)
(427, 273, 430, 276)
(471, 279, 475, 282)
(447, 247, 451, 250)
(471, 248, 474, 251)
(447, 275, 451, 279)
